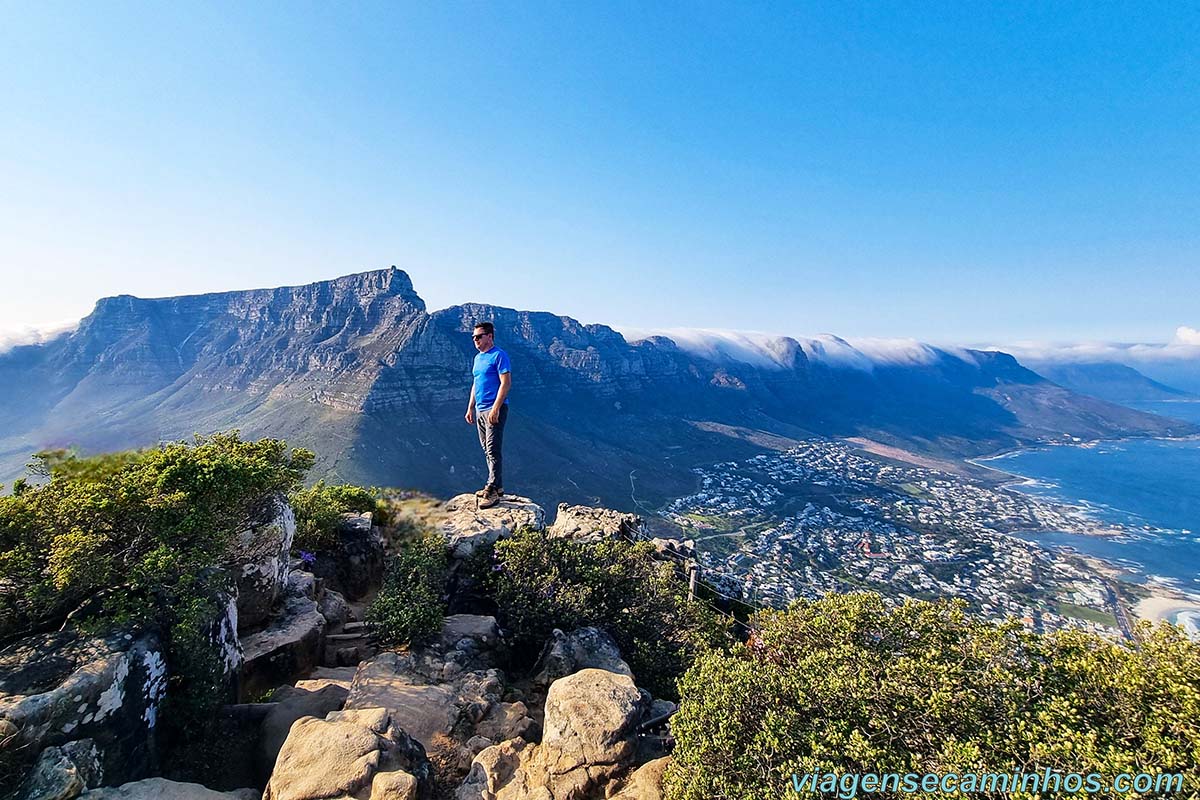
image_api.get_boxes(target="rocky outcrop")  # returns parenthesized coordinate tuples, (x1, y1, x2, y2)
(0, 629, 167, 787)
(79, 778, 260, 799)
(309, 512, 385, 601)
(532, 627, 632, 689)
(341, 614, 537, 773)
(19, 738, 104, 800)
(606, 757, 670, 800)
(456, 669, 646, 800)
(547, 505, 644, 543)
(439, 496, 546, 559)
(263, 707, 432, 800)
(225, 493, 296, 632)
(259, 684, 350, 779)
(239, 575, 326, 702)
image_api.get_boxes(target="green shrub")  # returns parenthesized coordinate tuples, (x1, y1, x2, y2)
(366, 535, 447, 646)
(0, 431, 313, 638)
(0, 432, 314, 794)
(665, 592, 1200, 800)
(481, 528, 729, 699)
(289, 481, 380, 552)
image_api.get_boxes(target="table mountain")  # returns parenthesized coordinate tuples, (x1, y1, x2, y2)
(2, 267, 1192, 509)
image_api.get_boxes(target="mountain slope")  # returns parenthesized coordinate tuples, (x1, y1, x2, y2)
(1030, 361, 1195, 405)
(2, 268, 1193, 509)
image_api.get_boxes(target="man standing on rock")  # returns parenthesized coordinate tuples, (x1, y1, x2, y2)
(465, 321, 511, 508)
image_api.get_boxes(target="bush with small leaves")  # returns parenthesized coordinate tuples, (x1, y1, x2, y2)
(366, 534, 448, 646)
(481, 527, 729, 699)
(665, 592, 1200, 800)
(289, 481, 379, 552)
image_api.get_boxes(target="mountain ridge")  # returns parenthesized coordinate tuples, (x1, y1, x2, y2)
(3, 267, 1193, 509)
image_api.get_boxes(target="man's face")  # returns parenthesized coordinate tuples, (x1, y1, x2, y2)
(473, 328, 493, 352)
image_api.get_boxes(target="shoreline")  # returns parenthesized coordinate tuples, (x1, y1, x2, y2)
(1133, 592, 1200, 625)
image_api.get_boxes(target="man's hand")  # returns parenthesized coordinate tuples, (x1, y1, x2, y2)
(465, 407, 475, 424)
(488, 406, 501, 424)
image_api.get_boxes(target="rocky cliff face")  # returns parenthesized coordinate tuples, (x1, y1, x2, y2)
(2, 267, 1193, 507)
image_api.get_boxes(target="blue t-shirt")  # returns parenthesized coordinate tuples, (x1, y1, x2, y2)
(472, 347, 511, 411)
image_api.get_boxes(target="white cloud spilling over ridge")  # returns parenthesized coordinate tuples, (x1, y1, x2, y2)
(615, 327, 979, 371)
(0, 319, 79, 355)
(984, 331, 1200, 365)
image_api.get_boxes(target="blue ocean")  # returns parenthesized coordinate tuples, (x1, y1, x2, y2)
(982, 436, 1200, 591)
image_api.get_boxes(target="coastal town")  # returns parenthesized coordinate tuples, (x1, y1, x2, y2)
(660, 439, 1138, 639)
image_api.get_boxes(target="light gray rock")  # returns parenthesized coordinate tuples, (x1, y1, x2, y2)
(438, 495, 545, 559)
(20, 738, 104, 800)
(80, 778, 256, 799)
(263, 707, 431, 800)
(547, 504, 644, 543)
(0, 630, 168, 786)
(541, 669, 643, 772)
(226, 493, 295, 632)
(533, 627, 632, 688)
(317, 587, 351, 630)
(239, 580, 326, 702)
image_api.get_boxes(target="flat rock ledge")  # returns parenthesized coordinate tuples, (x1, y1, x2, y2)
(438, 495, 546, 559)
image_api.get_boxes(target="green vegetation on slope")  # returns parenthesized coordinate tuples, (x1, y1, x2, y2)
(476, 528, 730, 700)
(666, 592, 1200, 800)
(367, 533, 448, 646)
(0, 432, 313, 639)
(290, 480, 383, 552)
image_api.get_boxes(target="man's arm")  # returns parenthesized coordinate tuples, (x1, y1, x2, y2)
(465, 383, 476, 424)
(488, 372, 512, 423)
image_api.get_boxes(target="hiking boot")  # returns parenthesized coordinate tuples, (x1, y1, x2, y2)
(478, 486, 504, 509)
(474, 486, 491, 497)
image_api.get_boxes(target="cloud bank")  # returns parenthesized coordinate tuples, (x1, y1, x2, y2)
(615, 327, 978, 371)
(0, 319, 79, 354)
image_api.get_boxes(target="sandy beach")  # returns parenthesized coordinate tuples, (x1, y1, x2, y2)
(1133, 593, 1200, 623)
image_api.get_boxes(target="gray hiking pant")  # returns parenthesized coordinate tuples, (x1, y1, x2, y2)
(476, 404, 508, 489)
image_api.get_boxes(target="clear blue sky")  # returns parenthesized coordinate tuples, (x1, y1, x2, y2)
(1, 2, 1197, 344)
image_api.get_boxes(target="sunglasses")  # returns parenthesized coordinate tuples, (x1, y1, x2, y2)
(473, 333, 490, 341)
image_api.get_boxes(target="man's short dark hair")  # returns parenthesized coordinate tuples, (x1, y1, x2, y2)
(473, 322, 495, 336)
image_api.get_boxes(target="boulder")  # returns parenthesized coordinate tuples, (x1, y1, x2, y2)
(239, 579, 326, 702)
(344, 657, 460, 749)
(259, 684, 350, 778)
(456, 669, 645, 800)
(225, 493, 296, 632)
(19, 738, 104, 800)
(263, 707, 431, 800)
(606, 757, 670, 800)
(0, 629, 168, 786)
(533, 627, 632, 688)
(541, 669, 643, 772)
(438, 495, 545, 560)
(547, 505, 644, 543)
(80, 778, 258, 799)
(317, 587, 351, 630)
(309, 512, 385, 601)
